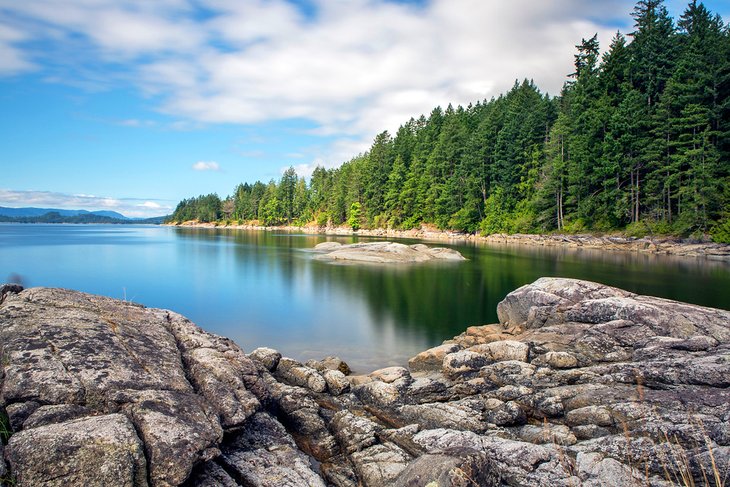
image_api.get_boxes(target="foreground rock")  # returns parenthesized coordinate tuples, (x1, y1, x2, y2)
(312, 241, 466, 263)
(1, 278, 729, 486)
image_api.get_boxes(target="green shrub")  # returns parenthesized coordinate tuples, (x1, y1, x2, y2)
(348, 202, 362, 231)
(710, 217, 730, 243)
(563, 218, 587, 234)
(624, 221, 651, 238)
(315, 212, 329, 227)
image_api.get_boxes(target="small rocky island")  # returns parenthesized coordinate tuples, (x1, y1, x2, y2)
(1, 278, 728, 486)
(312, 241, 466, 263)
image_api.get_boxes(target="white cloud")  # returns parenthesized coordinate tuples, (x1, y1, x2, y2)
(0, 22, 37, 75)
(192, 161, 220, 171)
(1, 0, 651, 165)
(0, 189, 172, 218)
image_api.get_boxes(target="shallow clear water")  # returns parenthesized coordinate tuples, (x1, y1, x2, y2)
(2, 223, 728, 372)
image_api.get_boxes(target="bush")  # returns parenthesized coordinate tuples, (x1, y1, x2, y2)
(448, 203, 480, 233)
(315, 212, 329, 227)
(479, 188, 509, 235)
(348, 202, 362, 231)
(624, 221, 651, 238)
(710, 217, 730, 243)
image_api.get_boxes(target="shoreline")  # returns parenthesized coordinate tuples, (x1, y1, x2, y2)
(169, 221, 730, 261)
(2, 279, 728, 486)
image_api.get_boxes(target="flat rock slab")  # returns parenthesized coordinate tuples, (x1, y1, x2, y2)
(312, 241, 466, 263)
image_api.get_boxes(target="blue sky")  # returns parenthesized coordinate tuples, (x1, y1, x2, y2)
(1, 0, 728, 217)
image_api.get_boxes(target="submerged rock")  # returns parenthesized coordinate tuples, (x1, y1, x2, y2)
(1, 277, 729, 486)
(312, 241, 466, 263)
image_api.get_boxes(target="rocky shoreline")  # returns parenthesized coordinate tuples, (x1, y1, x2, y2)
(1, 279, 729, 486)
(170, 222, 730, 261)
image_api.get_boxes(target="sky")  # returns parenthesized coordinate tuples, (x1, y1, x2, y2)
(1, 0, 728, 218)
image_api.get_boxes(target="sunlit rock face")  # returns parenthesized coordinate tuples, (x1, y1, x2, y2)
(1, 277, 728, 486)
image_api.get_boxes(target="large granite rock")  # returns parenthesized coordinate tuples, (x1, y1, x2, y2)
(312, 241, 466, 263)
(0, 287, 312, 487)
(1, 278, 728, 487)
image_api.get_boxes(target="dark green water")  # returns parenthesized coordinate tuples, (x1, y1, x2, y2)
(1, 224, 728, 371)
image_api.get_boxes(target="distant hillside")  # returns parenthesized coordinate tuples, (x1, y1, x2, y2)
(0, 206, 128, 219)
(0, 207, 168, 224)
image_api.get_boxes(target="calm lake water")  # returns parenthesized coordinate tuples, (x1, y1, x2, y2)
(2, 223, 729, 372)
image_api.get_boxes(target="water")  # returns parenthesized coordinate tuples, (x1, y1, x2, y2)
(2, 223, 729, 372)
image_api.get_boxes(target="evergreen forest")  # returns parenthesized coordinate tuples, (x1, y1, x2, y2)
(169, 0, 730, 242)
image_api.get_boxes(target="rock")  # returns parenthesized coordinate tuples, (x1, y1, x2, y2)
(22, 404, 92, 430)
(544, 351, 579, 369)
(468, 340, 530, 363)
(116, 389, 223, 487)
(370, 366, 412, 384)
(405, 376, 452, 404)
(323, 369, 350, 395)
(392, 450, 499, 487)
(6, 414, 147, 487)
(442, 351, 490, 379)
(0, 288, 192, 407)
(164, 314, 266, 428)
(314, 241, 344, 251)
(572, 424, 612, 440)
(399, 400, 487, 433)
(576, 452, 645, 486)
(351, 443, 412, 487)
(5, 402, 40, 431)
(408, 344, 461, 372)
(276, 357, 328, 392)
(248, 347, 281, 371)
(267, 379, 339, 461)
(184, 462, 239, 487)
(353, 380, 403, 407)
(218, 412, 325, 487)
(565, 405, 614, 427)
(331, 411, 382, 454)
(320, 356, 352, 375)
(516, 424, 577, 446)
(0, 445, 6, 480)
(484, 400, 526, 427)
(3, 278, 730, 487)
(0, 283, 22, 304)
(313, 241, 466, 264)
(481, 360, 536, 387)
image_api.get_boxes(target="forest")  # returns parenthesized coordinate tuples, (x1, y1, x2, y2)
(169, 0, 730, 242)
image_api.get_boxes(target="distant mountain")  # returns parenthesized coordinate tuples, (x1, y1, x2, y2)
(0, 206, 168, 224)
(0, 206, 128, 219)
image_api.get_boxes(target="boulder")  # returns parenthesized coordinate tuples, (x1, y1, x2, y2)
(323, 369, 350, 395)
(6, 414, 147, 487)
(544, 351, 579, 369)
(248, 347, 281, 371)
(408, 343, 461, 372)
